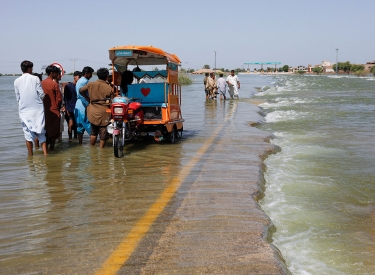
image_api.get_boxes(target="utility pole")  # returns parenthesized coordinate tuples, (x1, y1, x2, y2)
(335, 49, 338, 74)
(70, 58, 78, 73)
(214, 51, 216, 71)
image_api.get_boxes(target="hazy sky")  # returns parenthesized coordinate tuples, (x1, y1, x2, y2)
(1, 0, 374, 73)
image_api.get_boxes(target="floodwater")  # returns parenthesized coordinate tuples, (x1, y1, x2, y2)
(257, 74, 375, 275)
(0, 74, 275, 274)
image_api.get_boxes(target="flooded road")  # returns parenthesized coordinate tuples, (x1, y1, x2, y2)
(0, 75, 285, 274)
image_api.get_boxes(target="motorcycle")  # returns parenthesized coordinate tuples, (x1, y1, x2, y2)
(107, 96, 144, 158)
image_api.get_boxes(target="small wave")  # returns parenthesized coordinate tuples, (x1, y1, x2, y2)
(327, 75, 355, 79)
(265, 110, 306, 122)
(262, 85, 271, 91)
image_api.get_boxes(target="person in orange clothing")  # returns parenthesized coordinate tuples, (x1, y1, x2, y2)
(41, 65, 64, 151)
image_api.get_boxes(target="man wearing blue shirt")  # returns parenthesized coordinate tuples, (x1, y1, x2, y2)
(74, 66, 94, 144)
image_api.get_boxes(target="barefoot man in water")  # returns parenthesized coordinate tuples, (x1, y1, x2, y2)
(14, 60, 48, 156)
(226, 70, 240, 99)
(41, 65, 63, 151)
(74, 66, 94, 144)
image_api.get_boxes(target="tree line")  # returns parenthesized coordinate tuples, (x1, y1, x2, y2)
(179, 62, 375, 76)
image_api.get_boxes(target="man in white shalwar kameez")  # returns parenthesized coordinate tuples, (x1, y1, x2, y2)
(226, 70, 240, 99)
(14, 60, 48, 156)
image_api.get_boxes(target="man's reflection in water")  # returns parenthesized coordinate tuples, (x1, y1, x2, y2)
(219, 96, 227, 119)
(204, 99, 217, 122)
(226, 99, 237, 120)
(44, 155, 73, 213)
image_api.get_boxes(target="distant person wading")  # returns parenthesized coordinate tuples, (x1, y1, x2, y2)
(226, 70, 240, 99)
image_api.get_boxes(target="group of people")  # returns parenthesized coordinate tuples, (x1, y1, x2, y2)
(204, 70, 240, 100)
(14, 60, 115, 156)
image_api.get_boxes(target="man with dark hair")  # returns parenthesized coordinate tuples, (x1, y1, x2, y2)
(14, 60, 48, 156)
(205, 72, 217, 99)
(41, 65, 63, 151)
(226, 70, 240, 99)
(217, 73, 227, 100)
(50, 63, 65, 143)
(79, 68, 112, 148)
(64, 71, 82, 141)
(74, 66, 94, 144)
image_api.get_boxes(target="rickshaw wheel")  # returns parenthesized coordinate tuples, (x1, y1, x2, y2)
(167, 127, 176, 144)
(114, 135, 124, 158)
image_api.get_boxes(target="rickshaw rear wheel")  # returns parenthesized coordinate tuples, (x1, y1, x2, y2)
(114, 134, 124, 158)
(167, 127, 176, 144)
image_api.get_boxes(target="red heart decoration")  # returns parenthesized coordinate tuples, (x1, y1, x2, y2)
(141, 87, 151, 97)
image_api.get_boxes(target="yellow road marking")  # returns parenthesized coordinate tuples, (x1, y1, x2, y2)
(95, 124, 225, 275)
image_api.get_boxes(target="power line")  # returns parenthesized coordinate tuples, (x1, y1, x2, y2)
(78, 59, 108, 64)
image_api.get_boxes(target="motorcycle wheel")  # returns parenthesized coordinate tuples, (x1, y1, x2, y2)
(167, 127, 176, 144)
(114, 134, 123, 158)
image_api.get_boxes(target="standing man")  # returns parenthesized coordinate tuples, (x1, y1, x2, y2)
(203, 72, 209, 99)
(205, 72, 217, 99)
(217, 73, 227, 100)
(74, 66, 94, 144)
(14, 60, 48, 156)
(79, 68, 112, 148)
(41, 65, 63, 151)
(226, 70, 240, 99)
(64, 71, 82, 141)
(51, 64, 65, 143)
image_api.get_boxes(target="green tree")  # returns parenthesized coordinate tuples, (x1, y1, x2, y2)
(334, 62, 365, 74)
(234, 68, 242, 74)
(296, 70, 306, 75)
(178, 72, 192, 85)
(351, 64, 365, 72)
(342, 61, 352, 74)
(354, 70, 368, 77)
(203, 64, 210, 69)
(281, 65, 289, 72)
(312, 67, 323, 75)
(370, 66, 375, 75)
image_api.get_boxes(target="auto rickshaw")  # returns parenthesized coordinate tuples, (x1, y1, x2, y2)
(107, 45, 184, 157)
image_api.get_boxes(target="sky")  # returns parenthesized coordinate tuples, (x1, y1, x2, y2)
(1, 0, 374, 74)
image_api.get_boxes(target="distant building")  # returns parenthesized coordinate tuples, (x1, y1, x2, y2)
(313, 61, 334, 73)
(321, 61, 335, 73)
(307, 64, 313, 73)
(296, 65, 307, 71)
(364, 61, 375, 71)
(322, 61, 331, 67)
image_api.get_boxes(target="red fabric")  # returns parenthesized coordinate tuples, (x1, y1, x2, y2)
(41, 78, 62, 139)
